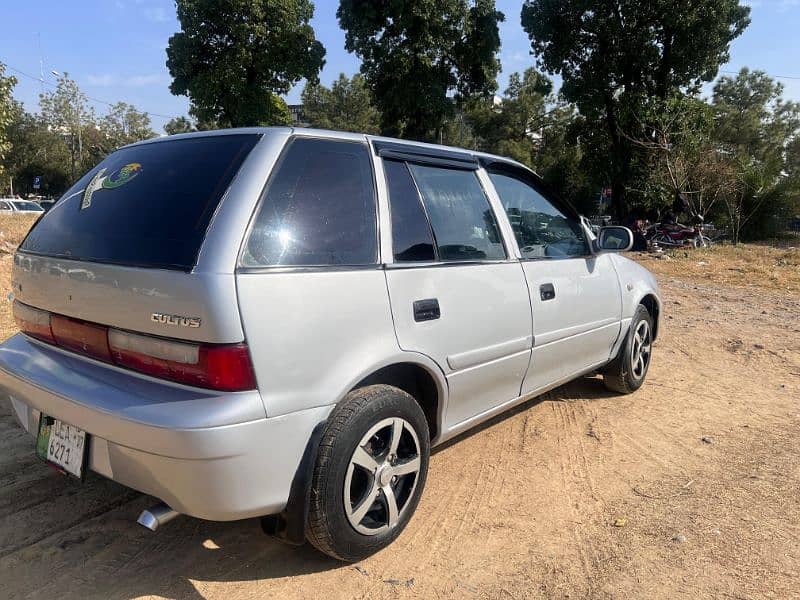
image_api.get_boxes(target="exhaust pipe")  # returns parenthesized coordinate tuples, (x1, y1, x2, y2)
(137, 502, 180, 531)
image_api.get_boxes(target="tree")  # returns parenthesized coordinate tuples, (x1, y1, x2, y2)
(164, 115, 195, 135)
(166, 0, 326, 127)
(535, 107, 600, 215)
(3, 103, 73, 197)
(0, 62, 18, 189)
(301, 73, 380, 133)
(465, 67, 552, 164)
(338, 0, 505, 140)
(39, 73, 96, 181)
(711, 69, 800, 242)
(521, 0, 751, 217)
(626, 94, 721, 215)
(100, 102, 157, 150)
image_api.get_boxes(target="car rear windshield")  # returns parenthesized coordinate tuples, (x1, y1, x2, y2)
(20, 134, 260, 270)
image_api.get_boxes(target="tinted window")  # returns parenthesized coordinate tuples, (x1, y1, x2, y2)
(488, 171, 587, 258)
(0, 201, 11, 210)
(13, 201, 42, 211)
(20, 135, 259, 270)
(242, 137, 377, 267)
(408, 164, 505, 261)
(384, 160, 435, 262)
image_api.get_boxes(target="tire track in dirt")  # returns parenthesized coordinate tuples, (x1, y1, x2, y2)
(355, 419, 512, 599)
(0, 486, 141, 561)
(548, 398, 611, 595)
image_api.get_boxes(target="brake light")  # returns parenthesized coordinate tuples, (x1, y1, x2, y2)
(51, 315, 113, 362)
(13, 301, 55, 343)
(109, 329, 256, 392)
(13, 301, 256, 392)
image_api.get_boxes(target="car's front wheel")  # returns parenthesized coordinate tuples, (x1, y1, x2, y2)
(306, 385, 430, 561)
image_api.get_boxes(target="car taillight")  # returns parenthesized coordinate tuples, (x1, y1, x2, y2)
(51, 314, 113, 362)
(13, 301, 55, 343)
(109, 329, 256, 392)
(13, 301, 256, 392)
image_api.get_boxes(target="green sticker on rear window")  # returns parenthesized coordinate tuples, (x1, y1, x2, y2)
(81, 162, 142, 210)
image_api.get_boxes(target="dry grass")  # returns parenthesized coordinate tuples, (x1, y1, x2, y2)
(635, 241, 800, 294)
(0, 214, 37, 341)
(0, 213, 39, 247)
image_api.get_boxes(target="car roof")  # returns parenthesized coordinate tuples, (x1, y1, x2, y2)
(123, 126, 536, 175)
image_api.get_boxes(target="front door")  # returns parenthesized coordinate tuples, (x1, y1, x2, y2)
(485, 167, 622, 395)
(381, 158, 532, 428)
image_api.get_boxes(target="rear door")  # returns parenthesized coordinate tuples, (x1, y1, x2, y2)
(380, 151, 532, 428)
(485, 165, 622, 394)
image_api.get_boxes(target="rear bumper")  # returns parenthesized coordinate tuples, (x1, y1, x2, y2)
(0, 333, 331, 521)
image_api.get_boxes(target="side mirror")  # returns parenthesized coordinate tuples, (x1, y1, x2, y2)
(596, 226, 633, 252)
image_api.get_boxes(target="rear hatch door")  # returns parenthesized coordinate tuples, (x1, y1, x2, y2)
(13, 133, 262, 343)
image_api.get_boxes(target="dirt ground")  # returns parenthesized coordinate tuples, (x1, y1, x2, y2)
(0, 227, 798, 599)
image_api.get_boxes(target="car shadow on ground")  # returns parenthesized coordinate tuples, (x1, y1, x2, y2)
(1, 375, 617, 600)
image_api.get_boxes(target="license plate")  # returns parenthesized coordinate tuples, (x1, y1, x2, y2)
(36, 415, 88, 478)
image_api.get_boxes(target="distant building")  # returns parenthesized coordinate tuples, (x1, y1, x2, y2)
(288, 104, 309, 128)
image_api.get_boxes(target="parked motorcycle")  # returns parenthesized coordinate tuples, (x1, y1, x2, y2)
(646, 221, 712, 248)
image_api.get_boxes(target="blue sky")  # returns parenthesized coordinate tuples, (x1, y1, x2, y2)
(2, 0, 799, 133)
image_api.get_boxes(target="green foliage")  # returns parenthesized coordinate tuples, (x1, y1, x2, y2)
(167, 0, 326, 127)
(3, 74, 163, 197)
(0, 62, 18, 184)
(461, 69, 597, 213)
(338, 0, 504, 140)
(3, 104, 72, 196)
(38, 73, 98, 180)
(164, 115, 195, 135)
(710, 69, 800, 242)
(301, 73, 380, 134)
(465, 68, 552, 164)
(100, 102, 157, 151)
(535, 107, 599, 215)
(520, 0, 751, 216)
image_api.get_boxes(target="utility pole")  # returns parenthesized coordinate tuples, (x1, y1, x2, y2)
(38, 33, 45, 97)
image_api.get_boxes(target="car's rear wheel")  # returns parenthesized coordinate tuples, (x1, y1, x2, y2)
(306, 385, 430, 561)
(603, 304, 653, 394)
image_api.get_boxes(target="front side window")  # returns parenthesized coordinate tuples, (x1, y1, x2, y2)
(408, 164, 505, 261)
(242, 137, 377, 267)
(488, 171, 587, 259)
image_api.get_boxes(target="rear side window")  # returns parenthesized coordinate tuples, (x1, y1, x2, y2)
(383, 160, 435, 262)
(20, 134, 259, 270)
(242, 137, 377, 267)
(408, 164, 505, 261)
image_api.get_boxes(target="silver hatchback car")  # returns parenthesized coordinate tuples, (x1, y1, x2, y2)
(0, 128, 660, 561)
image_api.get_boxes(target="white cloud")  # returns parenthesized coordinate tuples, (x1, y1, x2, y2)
(144, 7, 170, 23)
(87, 74, 116, 86)
(127, 74, 167, 87)
(86, 73, 168, 88)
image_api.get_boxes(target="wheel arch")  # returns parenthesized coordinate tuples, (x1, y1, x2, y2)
(348, 357, 447, 443)
(639, 293, 661, 341)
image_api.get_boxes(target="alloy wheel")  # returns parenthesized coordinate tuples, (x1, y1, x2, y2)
(630, 320, 652, 380)
(343, 417, 421, 535)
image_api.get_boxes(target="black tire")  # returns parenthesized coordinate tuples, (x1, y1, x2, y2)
(306, 384, 430, 562)
(603, 304, 654, 394)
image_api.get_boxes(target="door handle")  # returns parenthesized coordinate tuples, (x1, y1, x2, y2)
(540, 283, 556, 301)
(413, 298, 440, 322)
